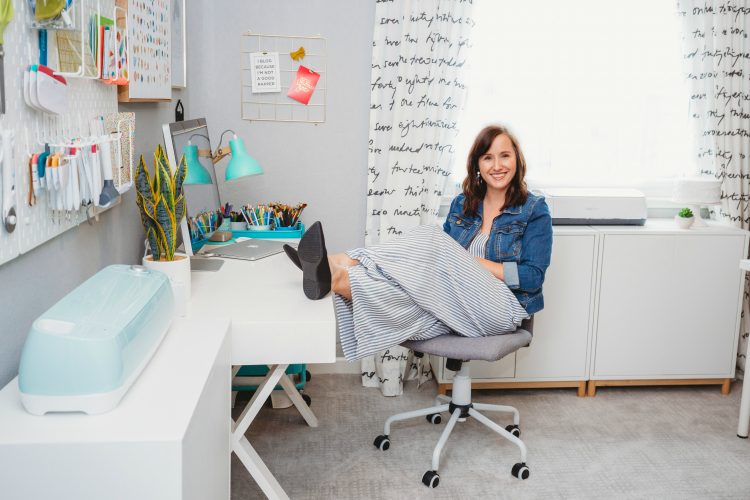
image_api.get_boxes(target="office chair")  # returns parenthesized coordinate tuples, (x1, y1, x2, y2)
(373, 317, 534, 488)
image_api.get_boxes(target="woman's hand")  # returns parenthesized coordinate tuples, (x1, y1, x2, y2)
(475, 257, 505, 281)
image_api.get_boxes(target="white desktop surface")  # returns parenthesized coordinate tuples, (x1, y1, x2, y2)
(190, 252, 337, 366)
(0, 317, 232, 500)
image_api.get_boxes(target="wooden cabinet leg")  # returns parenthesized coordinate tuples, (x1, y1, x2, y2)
(721, 378, 731, 395)
(577, 381, 586, 397)
(587, 381, 597, 397)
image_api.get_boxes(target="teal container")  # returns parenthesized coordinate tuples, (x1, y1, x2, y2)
(191, 223, 304, 253)
(233, 364, 308, 392)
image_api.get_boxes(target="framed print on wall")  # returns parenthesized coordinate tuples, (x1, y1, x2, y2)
(171, 0, 187, 88)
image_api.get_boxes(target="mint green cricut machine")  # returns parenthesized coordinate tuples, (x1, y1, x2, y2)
(18, 265, 174, 415)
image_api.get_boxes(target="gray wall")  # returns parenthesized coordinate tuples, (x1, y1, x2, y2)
(185, 0, 374, 253)
(0, 1, 374, 386)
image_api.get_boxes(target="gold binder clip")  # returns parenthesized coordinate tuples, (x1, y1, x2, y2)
(290, 46, 306, 61)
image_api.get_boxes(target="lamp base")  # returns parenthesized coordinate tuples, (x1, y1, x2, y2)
(208, 231, 233, 242)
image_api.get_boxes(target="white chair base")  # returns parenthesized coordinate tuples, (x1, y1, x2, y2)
(374, 362, 530, 487)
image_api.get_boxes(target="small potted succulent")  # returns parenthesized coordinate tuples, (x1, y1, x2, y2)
(675, 207, 694, 229)
(136, 145, 190, 316)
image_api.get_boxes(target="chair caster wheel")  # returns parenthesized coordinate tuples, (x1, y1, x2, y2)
(305, 370, 312, 382)
(511, 462, 530, 480)
(373, 435, 390, 451)
(505, 424, 520, 437)
(302, 393, 312, 406)
(422, 470, 440, 488)
(426, 413, 442, 424)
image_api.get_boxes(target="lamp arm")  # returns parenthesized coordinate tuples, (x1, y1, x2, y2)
(187, 133, 213, 158)
(212, 129, 236, 164)
(217, 129, 235, 149)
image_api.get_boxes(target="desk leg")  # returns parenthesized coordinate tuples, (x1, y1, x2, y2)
(278, 373, 319, 428)
(232, 364, 290, 499)
(739, 366, 750, 437)
(233, 434, 290, 500)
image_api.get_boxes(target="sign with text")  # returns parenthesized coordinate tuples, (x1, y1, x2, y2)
(250, 52, 280, 93)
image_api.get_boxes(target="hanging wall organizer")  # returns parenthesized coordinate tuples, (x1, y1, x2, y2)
(0, 0, 129, 268)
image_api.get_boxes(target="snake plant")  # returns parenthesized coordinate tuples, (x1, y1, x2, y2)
(135, 145, 187, 261)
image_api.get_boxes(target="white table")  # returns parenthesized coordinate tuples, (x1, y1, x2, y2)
(0, 317, 232, 500)
(738, 259, 750, 438)
(190, 252, 337, 499)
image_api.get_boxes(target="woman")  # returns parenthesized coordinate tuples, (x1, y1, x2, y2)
(286, 125, 553, 361)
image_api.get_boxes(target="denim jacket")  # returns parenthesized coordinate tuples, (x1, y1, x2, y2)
(443, 192, 553, 315)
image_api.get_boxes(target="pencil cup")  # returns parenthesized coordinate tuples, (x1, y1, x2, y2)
(247, 224, 271, 231)
(231, 222, 248, 231)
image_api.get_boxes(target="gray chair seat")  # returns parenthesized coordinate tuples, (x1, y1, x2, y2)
(401, 317, 534, 362)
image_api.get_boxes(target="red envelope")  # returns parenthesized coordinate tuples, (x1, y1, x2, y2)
(287, 66, 320, 105)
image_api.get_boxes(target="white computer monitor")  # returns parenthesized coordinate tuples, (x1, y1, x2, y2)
(162, 118, 221, 255)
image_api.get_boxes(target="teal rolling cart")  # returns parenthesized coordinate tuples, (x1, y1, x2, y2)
(232, 365, 312, 405)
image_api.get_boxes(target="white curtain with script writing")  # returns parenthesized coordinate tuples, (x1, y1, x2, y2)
(678, 1, 750, 372)
(362, 0, 475, 396)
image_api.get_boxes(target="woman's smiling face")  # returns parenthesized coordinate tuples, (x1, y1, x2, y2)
(478, 133, 517, 195)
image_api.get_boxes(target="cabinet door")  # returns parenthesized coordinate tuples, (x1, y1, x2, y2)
(515, 234, 596, 379)
(593, 234, 745, 378)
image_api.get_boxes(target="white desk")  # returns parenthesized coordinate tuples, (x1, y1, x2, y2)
(738, 259, 750, 438)
(190, 253, 337, 499)
(0, 317, 232, 500)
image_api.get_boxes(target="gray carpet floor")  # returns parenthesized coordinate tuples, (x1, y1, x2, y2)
(231, 375, 750, 499)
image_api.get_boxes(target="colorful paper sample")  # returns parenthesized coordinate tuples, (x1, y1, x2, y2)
(287, 66, 320, 105)
(127, 0, 170, 99)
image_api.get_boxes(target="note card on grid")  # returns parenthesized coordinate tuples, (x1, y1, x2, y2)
(250, 52, 280, 93)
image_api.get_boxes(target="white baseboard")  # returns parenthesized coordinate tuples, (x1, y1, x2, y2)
(308, 357, 360, 375)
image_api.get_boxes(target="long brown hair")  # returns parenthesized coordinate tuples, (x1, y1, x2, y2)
(461, 125, 528, 217)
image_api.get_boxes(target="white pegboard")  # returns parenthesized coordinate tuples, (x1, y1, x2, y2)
(0, 0, 118, 267)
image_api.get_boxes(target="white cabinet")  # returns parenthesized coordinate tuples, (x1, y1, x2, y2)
(431, 221, 749, 397)
(0, 317, 232, 500)
(432, 227, 597, 396)
(588, 222, 748, 395)
(515, 230, 597, 380)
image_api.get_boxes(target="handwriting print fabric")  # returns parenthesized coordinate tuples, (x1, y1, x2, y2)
(363, 0, 477, 396)
(678, 1, 750, 371)
(365, 0, 476, 245)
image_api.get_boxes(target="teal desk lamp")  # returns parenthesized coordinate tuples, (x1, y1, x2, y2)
(216, 130, 264, 181)
(182, 143, 212, 185)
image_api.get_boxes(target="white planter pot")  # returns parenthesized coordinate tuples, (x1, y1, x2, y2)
(675, 215, 694, 229)
(142, 253, 191, 317)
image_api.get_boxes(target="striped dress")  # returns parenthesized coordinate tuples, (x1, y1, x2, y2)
(334, 225, 528, 362)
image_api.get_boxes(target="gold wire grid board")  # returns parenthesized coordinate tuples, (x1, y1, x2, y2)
(240, 33, 326, 123)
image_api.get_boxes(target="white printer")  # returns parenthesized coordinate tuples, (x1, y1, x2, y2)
(538, 188, 647, 225)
